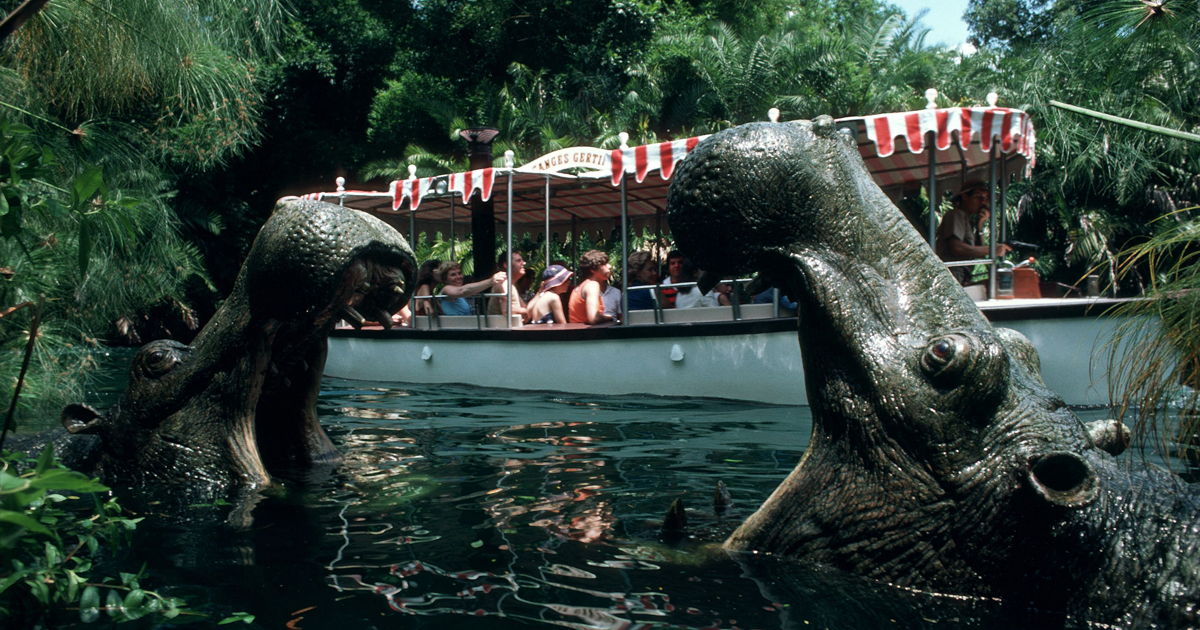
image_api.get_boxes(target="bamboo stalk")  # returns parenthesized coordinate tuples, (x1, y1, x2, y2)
(1050, 100, 1200, 144)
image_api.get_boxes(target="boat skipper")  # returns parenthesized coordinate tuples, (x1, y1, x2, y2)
(935, 179, 1011, 285)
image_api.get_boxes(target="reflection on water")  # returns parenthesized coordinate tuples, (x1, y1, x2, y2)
(85, 376, 1113, 628)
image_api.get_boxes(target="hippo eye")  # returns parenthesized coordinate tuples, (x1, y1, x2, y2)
(139, 345, 184, 378)
(921, 335, 972, 388)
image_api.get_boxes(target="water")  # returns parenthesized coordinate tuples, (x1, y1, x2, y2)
(62, 367, 1103, 629)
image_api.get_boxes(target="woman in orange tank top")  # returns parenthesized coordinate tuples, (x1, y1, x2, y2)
(569, 250, 615, 324)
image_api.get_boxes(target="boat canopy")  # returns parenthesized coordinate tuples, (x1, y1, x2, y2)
(836, 100, 1036, 195)
(300, 135, 710, 241)
(301, 101, 1034, 241)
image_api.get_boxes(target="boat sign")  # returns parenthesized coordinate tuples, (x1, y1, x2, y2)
(518, 147, 611, 174)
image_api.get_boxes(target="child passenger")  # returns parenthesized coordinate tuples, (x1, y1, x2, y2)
(526, 265, 573, 324)
(568, 250, 616, 325)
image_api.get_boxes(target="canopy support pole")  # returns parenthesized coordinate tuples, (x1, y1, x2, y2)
(620, 176, 629, 325)
(449, 197, 456, 261)
(544, 179, 551, 266)
(927, 139, 937, 247)
(507, 170, 514, 329)
(571, 216, 578, 279)
(999, 159, 1008, 243)
(988, 145, 999, 299)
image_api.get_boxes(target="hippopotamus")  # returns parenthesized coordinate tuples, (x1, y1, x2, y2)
(51, 199, 415, 492)
(665, 118, 1200, 627)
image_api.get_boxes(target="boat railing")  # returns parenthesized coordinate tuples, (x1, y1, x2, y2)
(943, 258, 994, 269)
(397, 277, 796, 330)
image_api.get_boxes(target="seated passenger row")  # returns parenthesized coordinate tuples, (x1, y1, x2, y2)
(395, 248, 787, 327)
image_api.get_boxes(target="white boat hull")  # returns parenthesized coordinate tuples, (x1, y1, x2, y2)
(326, 298, 1136, 407)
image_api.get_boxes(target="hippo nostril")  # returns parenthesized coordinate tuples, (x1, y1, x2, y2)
(1028, 451, 1098, 508)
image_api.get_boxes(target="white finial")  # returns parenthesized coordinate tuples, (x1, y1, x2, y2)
(925, 88, 938, 109)
(768, 108, 780, 123)
(618, 132, 630, 149)
(504, 150, 514, 168)
(987, 92, 999, 107)
(335, 176, 345, 193)
(407, 164, 417, 179)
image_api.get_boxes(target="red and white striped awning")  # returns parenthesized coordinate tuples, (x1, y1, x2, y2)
(835, 106, 1035, 192)
(297, 136, 709, 228)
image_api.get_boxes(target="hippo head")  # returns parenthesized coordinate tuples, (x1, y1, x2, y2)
(667, 119, 1113, 595)
(61, 199, 415, 491)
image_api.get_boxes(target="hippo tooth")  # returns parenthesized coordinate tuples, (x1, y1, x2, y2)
(714, 480, 733, 513)
(342, 306, 366, 328)
(661, 498, 688, 538)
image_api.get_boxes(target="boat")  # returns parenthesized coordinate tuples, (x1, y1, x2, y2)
(299, 92, 1131, 407)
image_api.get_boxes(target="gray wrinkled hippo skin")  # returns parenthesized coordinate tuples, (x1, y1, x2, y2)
(666, 118, 1200, 626)
(58, 199, 415, 491)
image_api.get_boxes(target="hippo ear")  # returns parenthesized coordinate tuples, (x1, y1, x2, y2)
(1026, 451, 1099, 508)
(995, 327, 1042, 379)
(61, 403, 105, 435)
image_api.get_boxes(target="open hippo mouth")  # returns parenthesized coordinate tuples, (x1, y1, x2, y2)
(62, 199, 416, 491)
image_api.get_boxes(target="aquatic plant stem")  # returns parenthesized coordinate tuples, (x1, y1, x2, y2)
(0, 293, 45, 451)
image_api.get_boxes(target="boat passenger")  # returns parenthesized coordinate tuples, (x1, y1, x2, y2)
(391, 303, 413, 327)
(602, 280, 622, 319)
(934, 179, 1011, 285)
(662, 251, 717, 309)
(436, 260, 505, 315)
(412, 259, 442, 317)
(568, 250, 616, 325)
(625, 250, 659, 310)
(753, 287, 798, 311)
(488, 250, 532, 323)
(526, 265, 572, 324)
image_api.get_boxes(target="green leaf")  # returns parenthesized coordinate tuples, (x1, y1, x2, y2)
(105, 588, 122, 616)
(80, 585, 101, 622)
(45, 540, 63, 566)
(0, 470, 31, 494)
(124, 588, 145, 609)
(0, 509, 52, 535)
(29, 469, 108, 493)
(81, 585, 100, 609)
(29, 574, 50, 604)
(0, 189, 8, 216)
(218, 612, 256, 624)
(35, 445, 56, 474)
(0, 564, 36, 594)
(73, 166, 104, 206)
(66, 569, 82, 603)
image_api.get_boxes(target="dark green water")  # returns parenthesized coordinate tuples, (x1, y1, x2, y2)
(56, 361, 1116, 630)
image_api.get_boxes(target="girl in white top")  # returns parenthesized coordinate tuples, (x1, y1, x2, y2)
(526, 265, 573, 324)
